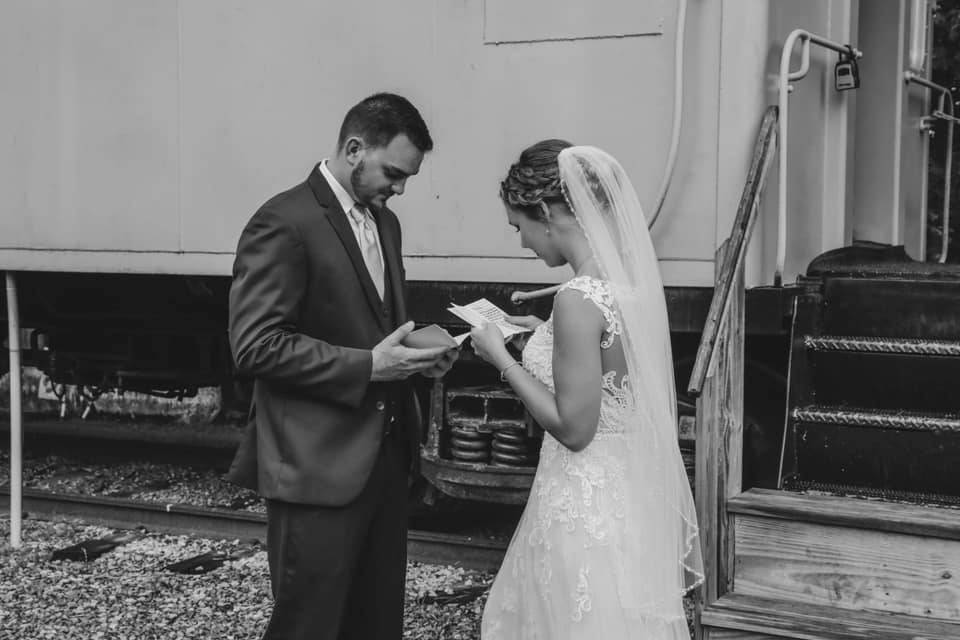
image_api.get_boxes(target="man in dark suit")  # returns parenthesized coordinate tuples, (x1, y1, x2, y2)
(227, 93, 457, 640)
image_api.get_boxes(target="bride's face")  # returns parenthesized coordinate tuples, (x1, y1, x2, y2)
(505, 206, 564, 267)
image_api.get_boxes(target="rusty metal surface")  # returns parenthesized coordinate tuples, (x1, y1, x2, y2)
(792, 406, 960, 433)
(419, 454, 535, 505)
(782, 479, 960, 508)
(421, 383, 541, 503)
(805, 334, 960, 356)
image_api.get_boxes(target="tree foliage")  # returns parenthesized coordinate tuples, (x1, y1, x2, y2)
(928, 0, 960, 260)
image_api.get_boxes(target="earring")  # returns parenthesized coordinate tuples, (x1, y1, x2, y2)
(545, 228, 551, 235)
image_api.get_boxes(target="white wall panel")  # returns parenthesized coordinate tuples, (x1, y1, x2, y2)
(0, 1, 179, 251)
(0, 1, 757, 284)
(178, 0, 436, 254)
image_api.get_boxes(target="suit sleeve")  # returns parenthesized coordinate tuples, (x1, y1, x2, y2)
(229, 207, 371, 407)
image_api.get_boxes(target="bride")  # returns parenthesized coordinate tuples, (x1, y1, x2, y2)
(471, 140, 703, 639)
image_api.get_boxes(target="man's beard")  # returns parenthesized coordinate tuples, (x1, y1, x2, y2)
(350, 160, 386, 211)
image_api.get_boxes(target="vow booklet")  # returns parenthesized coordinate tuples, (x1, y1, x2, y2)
(403, 323, 467, 349)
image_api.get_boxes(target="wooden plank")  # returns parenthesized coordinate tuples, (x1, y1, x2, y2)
(709, 632, 784, 640)
(728, 488, 960, 542)
(734, 515, 960, 621)
(697, 357, 721, 605)
(697, 243, 728, 609)
(718, 256, 744, 598)
(696, 240, 747, 639)
(702, 592, 960, 640)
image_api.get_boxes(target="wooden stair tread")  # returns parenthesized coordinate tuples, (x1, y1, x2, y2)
(727, 488, 960, 541)
(702, 592, 960, 639)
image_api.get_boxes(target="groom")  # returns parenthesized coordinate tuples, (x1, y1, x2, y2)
(227, 93, 456, 639)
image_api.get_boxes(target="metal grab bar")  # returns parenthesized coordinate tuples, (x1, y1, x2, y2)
(688, 106, 779, 397)
(775, 30, 863, 286)
(904, 71, 953, 263)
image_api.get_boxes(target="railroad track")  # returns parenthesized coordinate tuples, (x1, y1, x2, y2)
(0, 489, 507, 571)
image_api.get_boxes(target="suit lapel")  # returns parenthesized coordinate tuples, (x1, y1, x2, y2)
(307, 166, 390, 333)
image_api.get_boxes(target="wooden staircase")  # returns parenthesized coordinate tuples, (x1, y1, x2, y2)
(697, 250, 960, 639)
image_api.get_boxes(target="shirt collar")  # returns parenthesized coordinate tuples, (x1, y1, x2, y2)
(318, 160, 361, 218)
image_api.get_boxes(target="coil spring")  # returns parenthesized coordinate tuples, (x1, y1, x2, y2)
(490, 427, 536, 467)
(449, 425, 491, 463)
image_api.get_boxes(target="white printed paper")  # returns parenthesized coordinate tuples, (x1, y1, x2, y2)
(448, 298, 531, 340)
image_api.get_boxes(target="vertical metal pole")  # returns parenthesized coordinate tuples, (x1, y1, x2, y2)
(6, 272, 22, 548)
(941, 93, 953, 263)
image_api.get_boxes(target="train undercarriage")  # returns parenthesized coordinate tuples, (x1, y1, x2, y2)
(1, 271, 793, 503)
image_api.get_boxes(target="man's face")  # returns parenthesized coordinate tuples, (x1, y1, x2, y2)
(348, 134, 424, 211)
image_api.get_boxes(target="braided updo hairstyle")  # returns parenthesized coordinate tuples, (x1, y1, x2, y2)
(500, 139, 574, 220)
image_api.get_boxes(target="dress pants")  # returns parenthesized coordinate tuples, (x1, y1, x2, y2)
(261, 429, 410, 640)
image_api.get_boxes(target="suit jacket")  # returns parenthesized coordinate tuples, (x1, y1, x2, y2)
(226, 164, 420, 506)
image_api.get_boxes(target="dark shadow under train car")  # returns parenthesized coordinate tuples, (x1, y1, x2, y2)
(1, 272, 794, 503)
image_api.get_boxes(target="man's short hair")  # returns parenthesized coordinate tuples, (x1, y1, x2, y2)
(337, 93, 433, 153)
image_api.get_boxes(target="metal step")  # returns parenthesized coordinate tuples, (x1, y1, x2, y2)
(805, 334, 960, 357)
(792, 406, 960, 433)
(822, 278, 960, 340)
(807, 348, 960, 414)
(781, 479, 960, 508)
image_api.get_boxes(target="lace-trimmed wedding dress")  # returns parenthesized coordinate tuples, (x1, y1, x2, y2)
(481, 275, 694, 640)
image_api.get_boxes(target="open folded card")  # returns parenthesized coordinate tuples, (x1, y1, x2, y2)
(402, 323, 468, 349)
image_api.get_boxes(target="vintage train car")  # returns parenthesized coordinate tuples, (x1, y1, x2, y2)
(0, 0, 805, 488)
(3, 1, 959, 637)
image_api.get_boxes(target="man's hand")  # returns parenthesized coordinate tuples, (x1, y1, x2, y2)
(371, 321, 450, 381)
(421, 347, 460, 379)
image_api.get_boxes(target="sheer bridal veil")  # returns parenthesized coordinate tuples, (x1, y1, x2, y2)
(558, 146, 704, 615)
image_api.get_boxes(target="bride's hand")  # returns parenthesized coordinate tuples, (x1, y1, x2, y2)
(505, 314, 542, 350)
(470, 323, 511, 368)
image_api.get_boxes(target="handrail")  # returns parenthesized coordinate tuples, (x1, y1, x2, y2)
(687, 106, 779, 397)
(775, 30, 863, 286)
(904, 71, 953, 263)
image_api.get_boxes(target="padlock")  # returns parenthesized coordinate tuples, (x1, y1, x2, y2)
(835, 46, 860, 91)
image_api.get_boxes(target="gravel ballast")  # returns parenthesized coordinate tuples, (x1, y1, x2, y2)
(1, 518, 491, 639)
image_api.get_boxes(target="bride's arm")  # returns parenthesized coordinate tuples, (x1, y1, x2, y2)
(471, 290, 603, 452)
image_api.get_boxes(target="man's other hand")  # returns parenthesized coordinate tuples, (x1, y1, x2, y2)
(371, 322, 450, 381)
(420, 347, 459, 379)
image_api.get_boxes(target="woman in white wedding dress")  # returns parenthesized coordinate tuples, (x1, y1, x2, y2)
(471, 141, 703, 639)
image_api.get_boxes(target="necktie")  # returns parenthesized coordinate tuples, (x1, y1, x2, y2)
(349, 205, 385, 299)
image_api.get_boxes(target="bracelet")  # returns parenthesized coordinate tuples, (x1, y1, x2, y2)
(499, 360, 522, 382)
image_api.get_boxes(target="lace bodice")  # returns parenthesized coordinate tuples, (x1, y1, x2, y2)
(521, 276, 632, 436)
